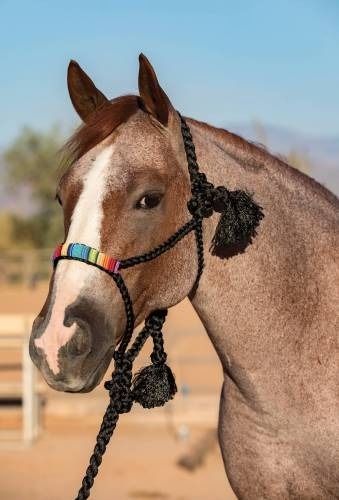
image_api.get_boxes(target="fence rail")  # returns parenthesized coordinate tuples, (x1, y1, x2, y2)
(0, 249, 52, 286)
(0, 314, 40, 443)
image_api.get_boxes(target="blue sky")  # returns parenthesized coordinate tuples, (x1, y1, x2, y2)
(1, 0, 339, 147)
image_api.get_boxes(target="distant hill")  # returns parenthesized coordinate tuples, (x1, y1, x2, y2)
(0, 123, 338, 215)
(227, 123, 339, 196)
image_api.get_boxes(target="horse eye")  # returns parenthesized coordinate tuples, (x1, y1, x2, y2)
(136, 193, 162, 210)
(55, 194, 62, 206)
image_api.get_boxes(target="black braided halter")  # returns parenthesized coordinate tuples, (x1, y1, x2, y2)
(53, 113, 264, 499)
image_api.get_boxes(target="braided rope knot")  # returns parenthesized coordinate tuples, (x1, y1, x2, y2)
(150, 349, 167, 364)
(104, 352, 133, 414)
(187, 175, 230, 219)
(187, 176, 264, 250)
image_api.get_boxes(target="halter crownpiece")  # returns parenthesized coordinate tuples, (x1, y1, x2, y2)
(52, 114, 264, 499)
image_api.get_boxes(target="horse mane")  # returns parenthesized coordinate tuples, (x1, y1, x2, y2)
(187, 117, 292, 170)
(62, 95, 141, 167)
(188, 118, 339, 208)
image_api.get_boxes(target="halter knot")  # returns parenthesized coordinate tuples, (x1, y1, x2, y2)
(187, 172, 215, 219)
(186, 170, 264, 250)
(150, 350, 167, 365)
(104, 352, 133, 414)
(187, 172, 234, 220)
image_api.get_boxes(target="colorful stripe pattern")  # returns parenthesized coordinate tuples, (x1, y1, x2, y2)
(52, 243, 120, 273)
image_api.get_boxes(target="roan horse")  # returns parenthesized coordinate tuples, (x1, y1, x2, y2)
(30, 54, 339, 499)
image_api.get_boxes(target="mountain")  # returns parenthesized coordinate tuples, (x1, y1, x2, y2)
(226, 123, 339, 196)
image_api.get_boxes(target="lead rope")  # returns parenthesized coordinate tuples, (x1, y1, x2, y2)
(70, 114, 263, 499)
(75, 309, 170, 499)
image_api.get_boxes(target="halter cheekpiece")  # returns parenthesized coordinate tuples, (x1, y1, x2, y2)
(53, 113, 264, 499)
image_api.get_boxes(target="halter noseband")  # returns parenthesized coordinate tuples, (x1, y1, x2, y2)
(52, 114, 264, 499)
(53, 243, 121, 273)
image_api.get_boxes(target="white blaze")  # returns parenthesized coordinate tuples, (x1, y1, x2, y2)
(35, 145, 114, 374)
(66, 145, 114, 246)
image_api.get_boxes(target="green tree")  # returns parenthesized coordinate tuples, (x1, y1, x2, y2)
(0, 213, 15, 249)
(3, 125, 64, 248)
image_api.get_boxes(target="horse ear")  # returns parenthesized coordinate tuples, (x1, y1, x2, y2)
(138, 53, 172, 126)
(67, 60, 109, 122)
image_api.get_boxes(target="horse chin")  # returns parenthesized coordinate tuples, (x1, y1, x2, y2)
(74, 356, 113, 393)
(35, 347, 114, 394)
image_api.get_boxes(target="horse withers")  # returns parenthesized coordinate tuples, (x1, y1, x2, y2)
(30, 54, 339, 499)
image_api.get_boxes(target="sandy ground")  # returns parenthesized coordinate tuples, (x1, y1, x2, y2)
(0, 284, 237, 500)
(1, 423, 236, 500)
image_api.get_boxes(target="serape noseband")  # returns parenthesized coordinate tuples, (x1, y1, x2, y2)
(53, 243, 120, 274)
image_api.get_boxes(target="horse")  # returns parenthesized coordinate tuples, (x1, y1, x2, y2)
(30, 54, 339, 499)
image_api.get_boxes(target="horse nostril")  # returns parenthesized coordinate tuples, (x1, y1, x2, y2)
(65, 321, 91, 357)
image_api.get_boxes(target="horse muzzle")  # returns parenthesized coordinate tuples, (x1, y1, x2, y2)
(29, 301, 116, 392)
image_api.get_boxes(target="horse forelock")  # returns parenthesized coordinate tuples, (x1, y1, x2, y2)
(61, 95, 141, 170)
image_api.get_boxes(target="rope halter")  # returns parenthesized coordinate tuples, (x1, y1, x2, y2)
(52, 114, 264, 499)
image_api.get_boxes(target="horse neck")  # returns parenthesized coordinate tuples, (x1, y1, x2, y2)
(186, 118, 339, 386)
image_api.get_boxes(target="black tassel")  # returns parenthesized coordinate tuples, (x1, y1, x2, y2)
(211, 189, 264, 250)
(132, 363, 177, 409)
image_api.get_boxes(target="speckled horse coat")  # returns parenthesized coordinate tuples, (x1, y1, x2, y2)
(30, 55, 339, 499)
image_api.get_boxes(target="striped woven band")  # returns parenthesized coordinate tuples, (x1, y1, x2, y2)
(52, 243, 120, 274)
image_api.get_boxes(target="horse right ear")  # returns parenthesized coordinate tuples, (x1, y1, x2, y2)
(138, 53, 173, 127)
(67, 60, 109, 122)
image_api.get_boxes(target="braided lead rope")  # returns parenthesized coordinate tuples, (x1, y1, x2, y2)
(191, 220, 204, 295)
(75, 311, 168, 500)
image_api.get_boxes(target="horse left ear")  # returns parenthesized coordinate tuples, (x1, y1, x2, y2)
(138, 53, 173, 126)
(67, 60, 109, 122)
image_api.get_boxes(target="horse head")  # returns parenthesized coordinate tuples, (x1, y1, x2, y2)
(29, 55, 198, 392)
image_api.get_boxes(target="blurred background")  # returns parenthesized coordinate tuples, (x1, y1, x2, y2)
(0, 1, 338, 499)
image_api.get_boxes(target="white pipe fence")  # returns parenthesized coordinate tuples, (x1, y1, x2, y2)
(0, 314, 40, 443)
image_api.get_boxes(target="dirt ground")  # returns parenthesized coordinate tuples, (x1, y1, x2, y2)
(1, 423, 236, 500)
(0, 284, 237, 500)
